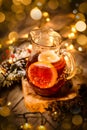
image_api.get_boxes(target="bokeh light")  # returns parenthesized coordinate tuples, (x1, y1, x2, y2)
(30, 7, 42, 20)
(75, 20, 86, 32)
(0, 12, 5, 23)
(8, 31, 19, 42)
(12, 0, 21, 5)
(79, 2, 87, 14)
(77, 34, 87, 46)
(75, 13, 86, 21)
(48, 0, 59, 10)
(20, 0, 32, 6)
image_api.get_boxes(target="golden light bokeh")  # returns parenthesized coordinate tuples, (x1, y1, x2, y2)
(30, 7, 42, 20)
(21, 0, 32, 6)
(43, 12, 49, 17)
(79, 2, 87, 14)
(12, 0, 21, 5)
(75, 20, 86, 32)
(75, 13, 86, 21)
(48, 0, 59, 10)
(0, 12, 5, 23)
(8, 31, 19, 42)
(11, 4, 24, 14)
(77, 34, 87, 46)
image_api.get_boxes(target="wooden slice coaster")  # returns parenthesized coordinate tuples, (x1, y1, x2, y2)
(22, 78, 78, 112)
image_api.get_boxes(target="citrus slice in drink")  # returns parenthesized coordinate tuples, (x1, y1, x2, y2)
(38, 50, 60, 63)
(28, 61, 58, 88)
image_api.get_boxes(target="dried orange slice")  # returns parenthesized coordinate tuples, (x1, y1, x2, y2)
(28, 61, 58, 88)
(38, 50, 60, 63)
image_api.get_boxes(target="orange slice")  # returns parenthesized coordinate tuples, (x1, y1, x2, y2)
(28, 61, 58, 88)
(38, 50, 60, 63)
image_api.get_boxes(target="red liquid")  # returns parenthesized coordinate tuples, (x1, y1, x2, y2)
(26, 53, 66, 97)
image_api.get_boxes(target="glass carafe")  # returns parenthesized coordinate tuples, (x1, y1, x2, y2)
(26, 28, 76, 97)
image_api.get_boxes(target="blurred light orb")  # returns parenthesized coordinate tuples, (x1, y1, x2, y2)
(15, 12, 26, 21)
(75, 13, 85, 21)
(71, 26, 77, 33)
(23, 123, 33, 129)
(43, 12, 49, 17)
(0, 44, 2, 48)
(0, 12, 5, 23)
(73, 9, 78, 14)
(78, 47, 83, 52)
(11, 4, 24, 14)
(37, 125, 46, 130)
(21, 0, 32, 5)
(37, 2, 42, 6)
(30, 7, 42, 20)
(36, 0, 46, 5)
(79, 2, 87, 14)
(68, 32, 75, 39)
(8, 31, 19, 42)
(77, 34, 87, 46)
(46, 17, 50, 22)
(48, 0, 59, 10)
(75, 21, 86, 32)
(12, 0, 21, 5)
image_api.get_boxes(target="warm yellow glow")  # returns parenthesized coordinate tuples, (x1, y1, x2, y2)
(8, 31, 19, 42)
(43, 12, 49, 17)
(46, 17, 50, 22)
(28, 44, 32, 50)
(71, 26, 77, 33)
(7, 102, 11, 106)
(0, 12, 5, 23)
(21, 33, 28, 38)
(0, 68, 6, 74)
(75, 13, 86, 21)
(23, 123, 32, 129)
(20, 0, 32, 5)
(15, 12, 26, 21)
(67, 44, 74, 50)
(48, 0, 59, 10)
(68, 32, 75, 39)
(78, 47, 83, 52)
(6, 40, 14, 44)
(30, 7, 42, 20)
(11, 4, 24, 14)
(8, 58, 13, 64)
(37, 125, 46, 130)
(65, 42, 69, 47)
(79, 2, 87, 14)
(12, 0, 21, 5)
(77, 34, 87, 46)
(75, 20, 86, 32)
(0, 44, 2, 48)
